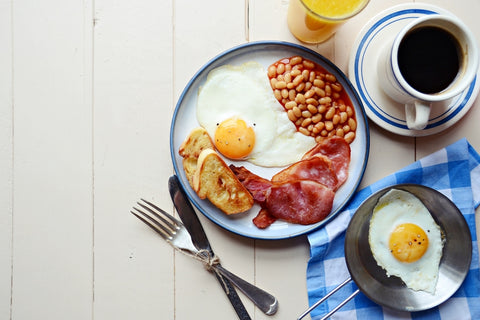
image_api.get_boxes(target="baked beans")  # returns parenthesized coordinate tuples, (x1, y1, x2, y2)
(268, 56, 356, 144)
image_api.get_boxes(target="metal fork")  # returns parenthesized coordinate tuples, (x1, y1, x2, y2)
(131, 199, 278, 316)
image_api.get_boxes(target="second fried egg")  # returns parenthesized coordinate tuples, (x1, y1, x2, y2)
(196, 61, 316, 167)
(368, 189, 444, 294)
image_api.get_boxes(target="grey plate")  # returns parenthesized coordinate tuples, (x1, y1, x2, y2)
(345, 184, 472, 312)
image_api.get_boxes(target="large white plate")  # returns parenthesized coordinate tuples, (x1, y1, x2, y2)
(170, 41, 369, 240)
(348, 3, 480, 137)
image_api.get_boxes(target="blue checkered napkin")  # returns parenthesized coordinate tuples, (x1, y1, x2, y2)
(306, 138, 480, 320)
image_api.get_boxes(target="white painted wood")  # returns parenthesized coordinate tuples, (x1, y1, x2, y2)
(0, 0, 13, 319)
(254, 236, 311, 319)
(92, 0, 175, 319)
(174, 0, 249, 99)
(10, 0, 93, 319)
(2, 1, 479, 320)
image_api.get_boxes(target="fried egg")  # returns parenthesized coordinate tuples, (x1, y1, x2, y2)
(196, 61, 316, 167)
(368, 189, 444, 294)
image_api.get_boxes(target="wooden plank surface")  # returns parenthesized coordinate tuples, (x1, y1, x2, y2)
(10, 0, 93, 319)
(92, 0, 175, 319)
(0, 0, 13, 319)
(1, 0, 479, 319)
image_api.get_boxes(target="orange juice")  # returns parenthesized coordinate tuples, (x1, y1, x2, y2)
(287, 0, 369, 43)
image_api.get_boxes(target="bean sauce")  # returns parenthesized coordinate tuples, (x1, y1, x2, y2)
(267, 56, 356, 144)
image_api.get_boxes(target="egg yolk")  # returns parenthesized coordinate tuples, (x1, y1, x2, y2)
(388, 223, 429, 263)
(214, 118, 255, 159)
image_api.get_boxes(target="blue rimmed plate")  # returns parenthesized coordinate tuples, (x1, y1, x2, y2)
(348, 3, 480, 137)
(170, 41, 369, 240)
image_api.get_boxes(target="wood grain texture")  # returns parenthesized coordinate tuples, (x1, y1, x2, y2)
(1, 0, 479, 319)
(10, 0, 93, 319)
(0, 0, 13, 319)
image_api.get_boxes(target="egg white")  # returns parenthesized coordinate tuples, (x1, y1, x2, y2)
(196, 61, 316, 167)
(368, 189, 444, 294)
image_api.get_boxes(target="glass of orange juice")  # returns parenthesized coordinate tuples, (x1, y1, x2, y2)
(287, 0, 369, 43)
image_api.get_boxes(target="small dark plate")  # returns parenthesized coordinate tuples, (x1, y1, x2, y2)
(345, 184, 472, 311)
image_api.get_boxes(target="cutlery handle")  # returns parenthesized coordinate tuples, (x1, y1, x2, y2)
(215, 264, 278, 316)
(297, 277, 358, 320)
(213, 270, 252, 320)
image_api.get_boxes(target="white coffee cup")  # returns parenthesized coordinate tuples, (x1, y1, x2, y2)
(377, 14, 478, 130)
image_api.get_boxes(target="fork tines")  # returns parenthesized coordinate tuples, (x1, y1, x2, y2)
(131, 199, 181, 241)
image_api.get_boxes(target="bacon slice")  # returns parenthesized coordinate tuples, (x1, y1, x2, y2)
(303, 136, 351, 188)
(272, 154, 339, 190)
(265, 180, 335, 225)
(230, 165, 335, 228)
(229, 165, 271, 203)
(230, 137, 350, 229)
(252, 208, 277, 229)
(230, 165, 277, 228)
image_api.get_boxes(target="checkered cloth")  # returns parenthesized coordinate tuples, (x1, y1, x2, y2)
(306, 138, 480, 319)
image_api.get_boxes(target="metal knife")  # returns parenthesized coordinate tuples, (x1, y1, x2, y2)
(168, 175, 252, 320)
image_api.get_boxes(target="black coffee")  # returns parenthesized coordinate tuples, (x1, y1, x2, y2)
(398, 26, 461, 94)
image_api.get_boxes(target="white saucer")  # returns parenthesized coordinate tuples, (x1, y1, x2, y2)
(348, 3, 480, 137)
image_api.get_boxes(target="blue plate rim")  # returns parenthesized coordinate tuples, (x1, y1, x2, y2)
(170, 40, 370, 240)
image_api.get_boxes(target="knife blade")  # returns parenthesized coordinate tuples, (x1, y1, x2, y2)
(168, 175, 251, 320)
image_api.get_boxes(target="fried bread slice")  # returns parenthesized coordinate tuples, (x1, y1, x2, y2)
(193, 149, 254, 215)
(178, 127, 215, 188)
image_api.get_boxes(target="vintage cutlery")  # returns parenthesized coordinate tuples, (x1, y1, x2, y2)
(131, 196, 278, 317)
(131, 199, 250, 320)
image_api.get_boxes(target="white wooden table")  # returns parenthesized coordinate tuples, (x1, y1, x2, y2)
(1, 0, 479, 319)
